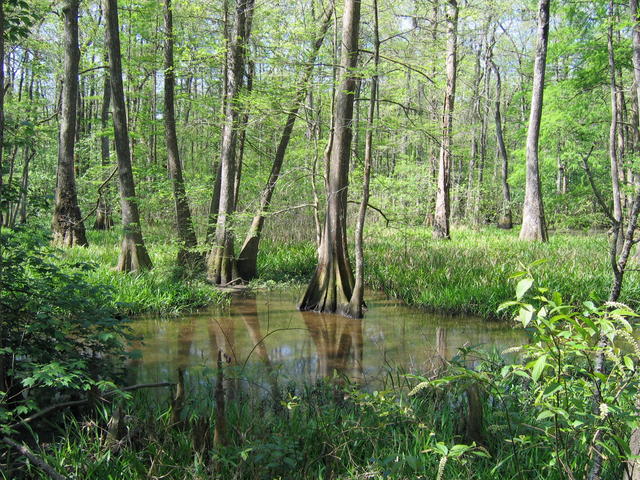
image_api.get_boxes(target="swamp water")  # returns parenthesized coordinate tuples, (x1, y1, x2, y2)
(127, 289, 526, 394)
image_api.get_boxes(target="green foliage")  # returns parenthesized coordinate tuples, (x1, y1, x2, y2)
(255, 239, 316, 283)
(496, 276, 640, 478)
(4, 0, 42, 42)
(361, 226, 639, 318)
(27, 382, 500, 480)
(0, 225, 127, 430)
(409, 276, 640, 479)
(61, 228, 228, 315)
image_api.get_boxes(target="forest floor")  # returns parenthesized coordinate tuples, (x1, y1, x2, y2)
(62, 225, 639, 319)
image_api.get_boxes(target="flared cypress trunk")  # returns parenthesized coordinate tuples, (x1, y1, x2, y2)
(519, 0, 550, 242)
(52, 0, 88, 247)
(433, 0, 458, 240)
(164, 0, 201, 269)
(104, 0, 152, 271)
(299, 0, 361, 316)
(236, 2, 334, 281)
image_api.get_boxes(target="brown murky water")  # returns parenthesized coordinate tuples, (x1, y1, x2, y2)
(127, 289, 526, 391)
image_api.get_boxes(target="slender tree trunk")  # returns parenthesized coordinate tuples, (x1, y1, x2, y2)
(299, 0, 361, 316)
(236, 2, 334, 280)
(433, 0, 458, 239)
(631, 79, 640, 261)
(593, 5, 640, 478)
(621, 3, 640, 476)
(17, 148, 33, 225)
(104, 0, 153, 271)
(94, 66, 113, 230)
(206, 160, 222, 243)
(348, 0, 379, 318)
(0, 0, 7, 394)
(206, 0, 230, 243)
(491, 60, 512, 229)
(207, 0, 255, 285)
(233, 59, 254, 208)
(164, 0, 201, 268)
(473, 31, 492, 223)
(607, 8, 624, 254)
(52, 0, 88, 247)
(519, 0, 550, 241)
(555, 144, 567, 195)
(465, 45, 482, 223)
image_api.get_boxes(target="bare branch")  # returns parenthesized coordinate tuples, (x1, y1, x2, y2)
(2, 436, 68, 480)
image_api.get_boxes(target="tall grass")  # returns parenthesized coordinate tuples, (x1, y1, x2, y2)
(259, 225, 640, 319)
(256, 239, 317, 283)
(364, 226, 640, 318)
(58, 228, 227, 315)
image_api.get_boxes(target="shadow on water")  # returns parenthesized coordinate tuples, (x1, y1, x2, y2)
(128, 289, 526, 396)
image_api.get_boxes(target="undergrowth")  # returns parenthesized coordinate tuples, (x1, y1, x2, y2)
(364, 225, 639, 318)
(59, 228, 228, 315)
(258, 225, 640, 319)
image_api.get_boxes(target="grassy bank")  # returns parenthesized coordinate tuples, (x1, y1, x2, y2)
(58, 225, 638, 318)
(259, 226, 640, 318)
(59, 228, 227, 315)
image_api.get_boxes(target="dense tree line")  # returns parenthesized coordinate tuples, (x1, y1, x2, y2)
(3, 0, 640, 315)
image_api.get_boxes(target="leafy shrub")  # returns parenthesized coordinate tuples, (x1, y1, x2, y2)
(0, 225, 129, 430)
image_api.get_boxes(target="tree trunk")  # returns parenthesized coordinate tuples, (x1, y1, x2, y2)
(465, 44, 482, 223)
(622, 3, 640, 476)
(519, 0, 550, 241)
(236, 1, 334, 281)
(607, 5, 624, 254)
(491, 60, 512, 229)
(349, 0, 379, 319)
(233, 59, 254, 209)
(555, 149, 567, 195)
(206, 160, 222, 243)
(594, 5, 640, 478)
(206, 0, 230, 243)
(0, 0, 6, 395)
(299, 0, 361, 316)
(433, 0, 458, 239)
(94, 66, 113, 230)
(164, 0, 201, 269)
(51, 0, 88, 247)
(104, 0, 153, 272)
(206, 0, 255, 285)
(16, 148, 33, 225)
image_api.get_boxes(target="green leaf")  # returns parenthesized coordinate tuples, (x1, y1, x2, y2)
(450, 444, 473, 457)
(624, 355, 635, 371)
(542, 382, 562, 397)
(536, 410, 555, 421)
(497, 300, 520, 312)
(516, 278, 534, 301)
(518, 305, 535, 327)
(531, 354, 548, 382)
(528, 259, 548, 268)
